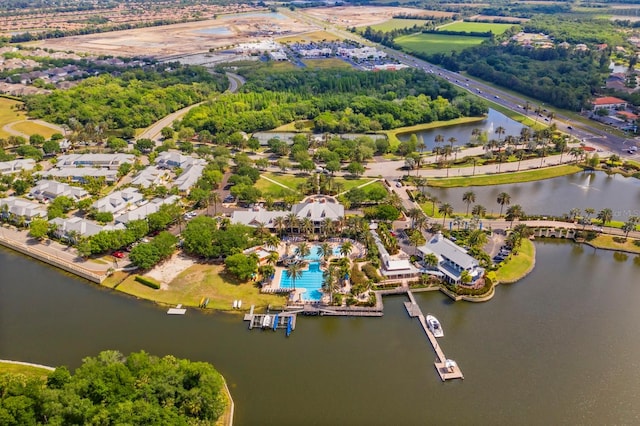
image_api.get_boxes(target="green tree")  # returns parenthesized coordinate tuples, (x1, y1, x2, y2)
(505, 204, 525, 227)
(286, 260, 306, 290)
(462, 190, 476, 216)
(438, 202, 453, 226)
(28, 218, 50, 240)
(597, 208, 613, 226)
(497, 192, 511, 217)
(129, 243, 160, 270)
(225, 253, 259, 281)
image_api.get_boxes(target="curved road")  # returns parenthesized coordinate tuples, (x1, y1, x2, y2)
(137, 72, 245, 143)
(2, 119, 64, 138)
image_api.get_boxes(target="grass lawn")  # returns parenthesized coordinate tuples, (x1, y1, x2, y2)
(364, 18, 431, 32)
(277, 30, 340, 43)
(495, 238, 535, 283)
(384, 116, 486, 147)
(255, 175, 298, 198)
(272, 120, 313, 132)
(115, 264, 286, 311)
(588, 235, 640, 254)
(427, 165, 583, 188)
(0, 361, 52, 380)
(395, 33, 487, 55)
(302, 58, 353, 69)
(0, 98, 26, 138)
(440, 21, 515, 35)
(338, 176, 378, 192)
(12, 120, 59, 138)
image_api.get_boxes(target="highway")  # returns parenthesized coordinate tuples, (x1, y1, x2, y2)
(287, 9, 639, 159)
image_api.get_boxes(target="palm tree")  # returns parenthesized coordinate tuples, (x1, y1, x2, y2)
(516, 149, 526, 171)
(266, 251, 279, 266)
(471, 204, 486, 218)
(409, 230, 425, 254)
(597, 208, 613, 227)
(209, 192, 221, 216)
(286, 261, 306, 290)
(505, 204, 525, 227)
(339, 241, 353, 258)
(295, 242, 311, 259)
(462, 190, 476, 216)
(316, 242, 332, 264)
(583, 208, 595, 229)
(622, 216, 639, 238)
(423, 253, 439, 270)
(322, 265, 339, 303)
(274, 216, 286, 238)
(438, 202, 453, 226)
(301, 217, 314, 236)
(286, 213, 298, 235)
(321, 217, 334, 238)
(408, 207, 423, 229)
(497, 192, 511, 217)
(495, 126, 506, 142)
(434, 134, 444, 161)
(265, 235, 280, 251)
(569, 208, 581, 223)
(468, 229, 488, 247)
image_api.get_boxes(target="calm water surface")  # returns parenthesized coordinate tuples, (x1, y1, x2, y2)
(2, 241, 640, 425)
(399, 109, 524, 151)
(428, 171, 640, 220)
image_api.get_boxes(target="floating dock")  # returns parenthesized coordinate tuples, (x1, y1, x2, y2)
(405, 291, 464, 382)
(167, 304, 187, 315)
(244, 305, 297, 334)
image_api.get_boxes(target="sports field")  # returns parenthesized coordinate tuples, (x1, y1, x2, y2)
(395, 33, 487, 55)
(366, 18, 431, 32)
(440, 21, 516, 35)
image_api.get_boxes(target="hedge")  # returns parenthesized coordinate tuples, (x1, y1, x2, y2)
(361, 263, 381, 282)
(135, 275, 161, 290)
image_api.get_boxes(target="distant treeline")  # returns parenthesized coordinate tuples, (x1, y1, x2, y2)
(393, 13, 460, 20)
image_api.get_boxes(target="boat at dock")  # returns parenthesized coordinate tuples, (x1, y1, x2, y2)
(426, 314, 444, 338)
(262, 315, 272, 328)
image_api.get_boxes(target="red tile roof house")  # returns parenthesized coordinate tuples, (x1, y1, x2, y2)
(616, 110, 638, 122)
(591, 96, 627, 110)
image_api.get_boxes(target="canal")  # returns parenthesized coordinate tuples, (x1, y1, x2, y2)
(1, 240, 640, 424)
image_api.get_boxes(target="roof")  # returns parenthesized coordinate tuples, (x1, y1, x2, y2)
(40, 167, 118, 180)
(174, 163, 205, 192)
(291, 198, 344, 222)
(0, 159, 35, 174)
(92, 188, 144, 214)
(56, 153, 134, 168)
(231, 206, 286, 228)
(0, 197, 47, 219)
(592, 96, 626, 105)
(417, 232, 478, 271)
(131, 166, 168, 188)
(50, 217, 125, 237)
(617, 111, 638, 119)
(29, 179, 88, 200)
(115, 195, 180, 224)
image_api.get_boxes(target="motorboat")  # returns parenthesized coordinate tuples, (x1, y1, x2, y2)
(426, 314, 444, 338)
(262, 315, 272, 328)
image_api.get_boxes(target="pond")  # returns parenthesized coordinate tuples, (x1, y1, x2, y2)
(398, 109, 525, 151)
(426, 171, 640, 220)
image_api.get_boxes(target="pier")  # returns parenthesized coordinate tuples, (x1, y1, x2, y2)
(244, 305, 297, 334)
(404, 291, 464, 382)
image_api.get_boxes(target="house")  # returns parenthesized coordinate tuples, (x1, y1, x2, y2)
(39, 167, 118, 183)
(114, 195, 180, 224)
(591, 96, 627, 110)
(56, 153, 134, 170)
(0, 159, 35, 175)
(155, 151, 206, 169)
(49, 217, 126, 240)
(174, 163, 206, 194)
(616, 110, 638, 122)
(92, 188, 144, 215)
(0, 197, 47, 223)
(370, 230, 421, 279)
(417, 232, 484, 286)
(28, 180, 88, 202)
(231, 197, 344, 232)
(131, 166, 170, 188)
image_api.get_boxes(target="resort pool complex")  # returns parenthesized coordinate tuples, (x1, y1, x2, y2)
(300, 245, 343, 261)
(280, 262, 324, 302)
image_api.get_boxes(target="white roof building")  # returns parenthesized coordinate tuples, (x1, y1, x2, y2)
(115, 195, 180, 224)
(0, 159, 35, 175)
(155, 151, 206, 169)
(28, 179, 88, 202)
(370, 230, 420, 279)
(174, 163, 205, 194)
(131, 166, 170, 188)
(0, 197, 47, 221)
(232, 197, 344, 230)
(49, 216, 126, 239)
(56, 153, 134, 170)
(92, 188, 144, 214)
(40, 167, 118, 183)
(417, 232, 484, 285)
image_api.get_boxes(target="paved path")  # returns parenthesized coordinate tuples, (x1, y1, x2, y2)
(2, 119, 64, 138)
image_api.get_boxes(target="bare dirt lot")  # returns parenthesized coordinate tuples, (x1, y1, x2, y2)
(35, 12, 318, 58)
(302, 6, 455, 27)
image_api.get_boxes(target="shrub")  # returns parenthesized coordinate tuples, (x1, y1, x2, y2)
(361, 263, 381, 282)
(135, 275, 161, 289)
(350, 264, 368, 287)
(332, 293, 343, 305)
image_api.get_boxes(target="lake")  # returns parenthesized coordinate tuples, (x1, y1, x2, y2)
(2, 239, 640, 424)
(398, 109, 525, 151)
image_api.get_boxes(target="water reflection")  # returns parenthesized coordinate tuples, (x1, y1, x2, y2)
(398, 109, 525, 150)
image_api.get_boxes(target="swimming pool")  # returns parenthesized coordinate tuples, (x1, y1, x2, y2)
(280, 262, 324, 301)
(299, 245, 343, 261)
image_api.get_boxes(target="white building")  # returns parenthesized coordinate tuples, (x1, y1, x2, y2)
(115, 195, 180, 224)
(299, 48, 332, 57)
(92, 188, 144, 215)
(131, 166, 170, 188)
(49, 216, 126, 240)
(155, 151, 206, 169)
(0, 159, 35, 175)
(174, 163, 206, 194)
(56, 153, 134, 170)
(0, 197, 47, 222)
(417, 232, 484, 286)
(370, 230, 421, 279)
(40, 167, 118, 183)
(337, 46, 386, 60)
(28, 179, 88, 202)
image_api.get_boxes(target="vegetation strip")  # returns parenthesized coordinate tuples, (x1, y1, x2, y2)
(427, 165, 583, 187)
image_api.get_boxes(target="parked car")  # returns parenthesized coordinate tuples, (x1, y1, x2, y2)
(113, 251, 125, 259)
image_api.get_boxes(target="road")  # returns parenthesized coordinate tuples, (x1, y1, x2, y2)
(136, 72, 245, 143)
(287, 9, 638, 160)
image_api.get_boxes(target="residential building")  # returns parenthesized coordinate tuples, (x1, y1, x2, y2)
(591, 96, 627, 110)
(417, 232, 485, 286)
(0, 197, 47, 223)
(49, 216, 125, 240)
(0, 159, 35, 175)
(131, 166, 170, 188)
(174, 163, 206, 194)
(115, 195, 180, 224)
(92, 188, 144, 215)
(40, 167, 118, 183)
(370, 229, 420, 279)
(155, 151, 206, 169)
(56, 153, 134, 170)
(28, 179, 88, 202)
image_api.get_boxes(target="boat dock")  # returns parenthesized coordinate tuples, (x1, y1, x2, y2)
(404, 291, 464, 382)
(167, 304, 187, 315)
(244, 305, 297, 334)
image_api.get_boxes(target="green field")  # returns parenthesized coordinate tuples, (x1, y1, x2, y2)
(365, 18, 431, 32)
(395, 33, 487, 55)
(440, 21, 516, 35)
(302, 58, 353, 69)
(0, 361, 52, 380)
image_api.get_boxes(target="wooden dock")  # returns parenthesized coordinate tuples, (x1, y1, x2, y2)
(244, 305, 297, 332)
(404, 292, 464, 382)
(167, 304, 187, 315)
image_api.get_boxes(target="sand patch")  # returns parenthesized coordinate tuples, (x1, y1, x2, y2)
(146, 252, 196, 289)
